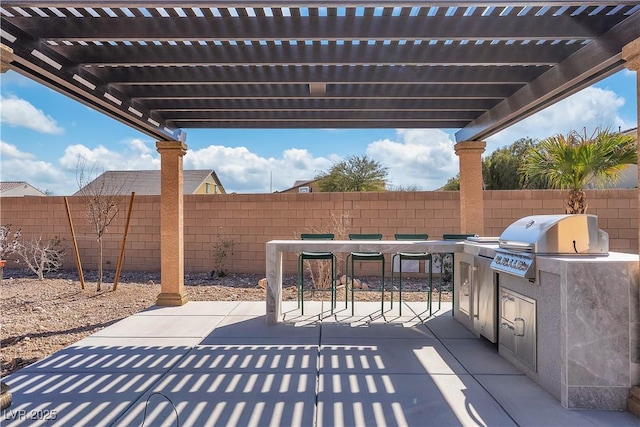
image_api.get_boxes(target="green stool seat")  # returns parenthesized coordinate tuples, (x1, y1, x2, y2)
(297, 233, 337, 315)
(391, 233, 432, 316)
(345, 233, 385, 315)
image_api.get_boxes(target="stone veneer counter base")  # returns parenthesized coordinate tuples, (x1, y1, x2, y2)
(497, 251, 639, 411)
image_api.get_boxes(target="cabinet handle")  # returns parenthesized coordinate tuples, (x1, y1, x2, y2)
(462, 281, 470, 296)
(501, 295, 514, 303)
(500, 322, 514, 331)
(514, 317, 525, 337)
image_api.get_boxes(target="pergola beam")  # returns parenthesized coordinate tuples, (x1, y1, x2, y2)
(6, 15, 624, 41)
(127, 83, 520, 99)
(456, 9, 640, 141)
(100, 65, 548, 86)
(56, 43, 579, 66)
(1, 22, 185, 142)
(147, 98, 499, 110)
(2, 1, 640, 7)
(169, 120, 471, 128)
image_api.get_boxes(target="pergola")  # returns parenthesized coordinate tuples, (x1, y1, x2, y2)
(1, 1, 639, 306)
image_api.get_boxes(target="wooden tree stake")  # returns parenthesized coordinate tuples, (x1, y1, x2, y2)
(113, 192, 135, 291)
(64, 197, 85, 289)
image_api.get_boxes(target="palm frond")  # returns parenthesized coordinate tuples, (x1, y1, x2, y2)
(520, 127, 637, 213)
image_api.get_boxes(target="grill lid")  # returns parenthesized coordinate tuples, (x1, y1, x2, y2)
(498, 214, 609, 255)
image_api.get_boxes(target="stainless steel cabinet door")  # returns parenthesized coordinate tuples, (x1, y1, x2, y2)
(499, 288, 537, 371)
(515, 296, 536, 370)
(457, 260, 472, 316)
(474, 256, 496, 342)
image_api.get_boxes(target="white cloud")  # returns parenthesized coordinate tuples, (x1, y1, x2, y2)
(184, 145, 333, 192)
(0, 95, 64, 134)
(59, 138, 160, 172)
(0, 141, 66, 195)
(366, 129, 458, 190)
(3, 137, 336, 195)
(2, 82, 630, 196)
(0, 140, 34, 160)
(485, 87, 630, 153)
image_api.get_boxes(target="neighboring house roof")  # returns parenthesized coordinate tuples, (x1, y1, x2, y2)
(0, 181, 48, 197)
(292, 180, 312, 188)
(278, 179, 319, 193)
(73, 170, 226, 196)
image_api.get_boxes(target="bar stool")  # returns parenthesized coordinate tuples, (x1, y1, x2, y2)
(391, 234, 432, 316)
(441, 233, 476, 316)
(297, 233, 337, 315)
(345, 233, 385, 315)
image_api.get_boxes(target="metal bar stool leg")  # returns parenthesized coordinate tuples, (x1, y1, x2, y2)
(345, 254, 351, 310)
(446, 253, 453, 316)
(350, 255, 356, 315)
(390, 254, 397, 311)
(297, 255, 303, 313)
(381, 258, 385, 315)
(331, 254, 337, 315)
(431, 257, 439, 311)
(398, 256, 403, 316)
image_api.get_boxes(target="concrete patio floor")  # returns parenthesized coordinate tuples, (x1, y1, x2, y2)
(2, 300, 639, 427)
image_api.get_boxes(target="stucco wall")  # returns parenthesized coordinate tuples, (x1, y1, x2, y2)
(0, 189, 636, 275)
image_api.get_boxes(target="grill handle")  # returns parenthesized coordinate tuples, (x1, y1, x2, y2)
(499, 240, 534, 251)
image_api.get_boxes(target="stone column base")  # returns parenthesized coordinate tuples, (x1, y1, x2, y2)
(156, 292, 189, 306)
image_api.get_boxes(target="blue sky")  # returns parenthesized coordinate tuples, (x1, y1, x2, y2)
(0, 68, 637, 196)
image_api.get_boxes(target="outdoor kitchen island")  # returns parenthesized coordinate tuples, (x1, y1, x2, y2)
(454, 219, 639, 411)
(497, 251, 639, 411)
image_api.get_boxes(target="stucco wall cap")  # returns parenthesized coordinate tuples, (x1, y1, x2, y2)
(156, 141, 188, 154)
(622, 37, 640, 71)
(0, 44, 14, 73)
(454, 140, 486, 155)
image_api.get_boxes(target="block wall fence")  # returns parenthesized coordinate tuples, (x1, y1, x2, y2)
(0, 189, 637, 276)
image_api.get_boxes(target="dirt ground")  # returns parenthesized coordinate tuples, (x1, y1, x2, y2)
(0, 268, 450, 377)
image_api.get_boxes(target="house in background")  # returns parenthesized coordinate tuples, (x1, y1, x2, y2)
(0, 181, 48, 197)
(74, 170, 226, 196)
(278, 179, 320, 194)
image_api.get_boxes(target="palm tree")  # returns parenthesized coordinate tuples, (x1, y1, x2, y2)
(520, 127, 637, 214)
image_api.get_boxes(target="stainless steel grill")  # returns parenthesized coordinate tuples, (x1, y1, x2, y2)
(490, 214, 609, 280)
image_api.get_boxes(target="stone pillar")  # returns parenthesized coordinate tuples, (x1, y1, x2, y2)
(155, 141, 188, 306)
(454, 140, 486, 235)
(622, 38, 640, 256)
(1, 44, 13, 73)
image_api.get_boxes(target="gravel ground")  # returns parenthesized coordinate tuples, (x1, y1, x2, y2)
(0, 268, 450, 377)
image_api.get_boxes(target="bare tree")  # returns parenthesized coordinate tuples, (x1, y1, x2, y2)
(76, 157, 127, 291)
(0, 224, 22, 260)
(16, 235, 66, 280)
